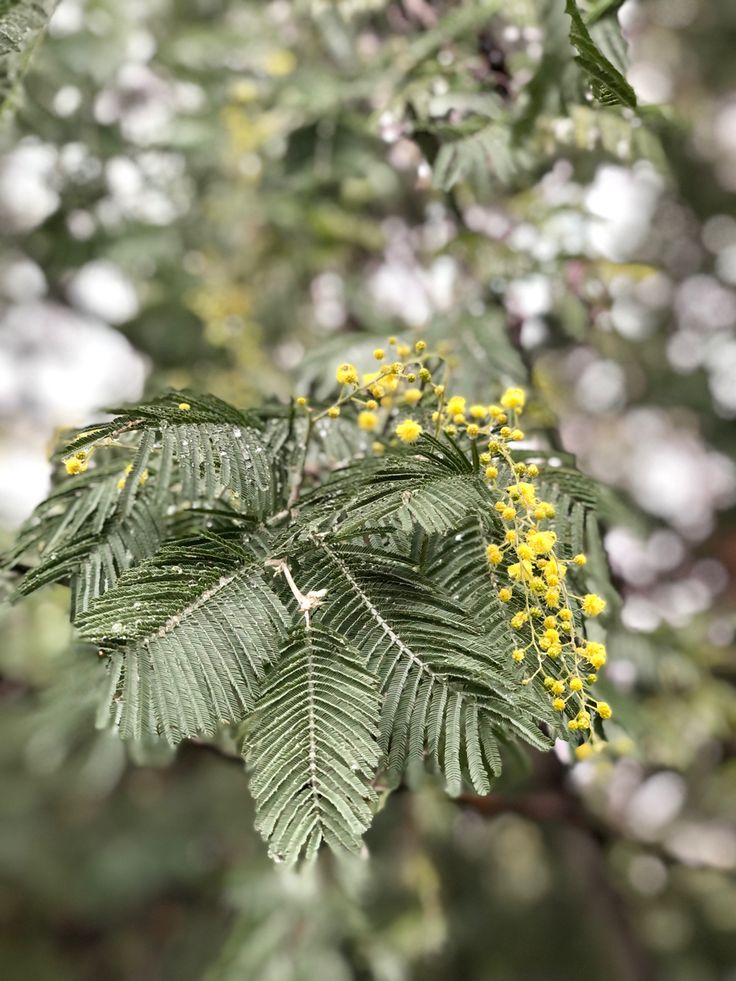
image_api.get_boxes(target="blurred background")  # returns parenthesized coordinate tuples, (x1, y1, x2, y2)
(1, 1, 735, 978)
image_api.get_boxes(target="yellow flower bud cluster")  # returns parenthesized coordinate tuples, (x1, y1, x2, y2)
(316, 350, 614, 760)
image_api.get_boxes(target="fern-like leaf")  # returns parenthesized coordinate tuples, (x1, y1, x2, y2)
(77, 535, 289, 744)
(302, 435, 491, 537)
(7, 465, 163, 613)
(61, 391, 275, 517)
(565, 0, 637, 108)
(245, 625, 380, 864)
(300, 541, 552, 795)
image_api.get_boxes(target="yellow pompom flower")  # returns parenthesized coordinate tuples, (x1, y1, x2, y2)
(527, 530, 557, 555)
(575, 744, 593, 761)
(295, 396, 308, 407)
(64, 457, 85, 475)
(569, 678, 583, 692)
(178, 402, 191, 411)
(584, 641, 607, 669)
(502, 507, 517, 521)
(470, 404, 487, 420)
(486, 544, 503, 566)
(403, 388, 423, 406)
(336, 363, 359, 386)
(582, 593, 607, 617)
(498, 587, 513, 603)
(500, 387, 526, 412)
(596, 701, 613, 720)
(510, 611, 528, 629)
(573, 553, 587, 566)
(511, 648, 525, 662)
(551, 680, 565, 695)
(358, 411, 378, 432)
(327, 406, 341, 419)
(466, 423, 481, 439)
(415, 340, 427, 353)
(508, 482, 536, 509)
(446, 395, 466, 417)
(395, 419, 423, 444)
(373, 348, 385, 361)
(485, 465, 498, 480)
(552, 698, 565, 712)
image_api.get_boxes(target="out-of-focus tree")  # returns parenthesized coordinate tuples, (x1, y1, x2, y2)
(1, 2, 735, 980)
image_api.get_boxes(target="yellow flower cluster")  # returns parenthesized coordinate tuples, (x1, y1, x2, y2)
(298, 335, 435, 448)
(64, 449, 90, 476)
(311, 340, 614, 759)
(475, 389, 612, 757)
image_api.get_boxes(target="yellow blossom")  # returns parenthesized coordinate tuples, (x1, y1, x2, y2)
(358, 411, 378, 432)
(466, 424, 481, 439)
(373, 348, 385, 361)
(500, 387, 526, 412)
(511, 648, 525, 662)
(178, 402, 191, 411)
(395, 419, 423, 444)
(551, 680, 565, 695)
(527, 530, 557, 555)
(486, 544, 503, 566)
(569, 678, 583, 692)
(504, 530, 516, 543)
(485, 465, 498, 480)
(511, 612, 528, 629)
(403, 388, 422, 407)
(64, 457, 85, 475)
(327, 406, 341, 418)
(552, 698, 565, 712)
(470, 404, 487, 420)
(575, 744, 593, 761)
(336, 363, 359, 386)
(372, 442, 385, 456)
(498, 588, 513, 603)
(573, 553, 587, 566)
(295, 396, 308, 407)
(582, 593, 607, 617)
(508, 482, 536, 509)
(596, 701, 612, 720)
(415, 340, 427, 353)
(446, 395, 466, 417)
(508, 560, 533, 582)
(583, 641, 607, 669)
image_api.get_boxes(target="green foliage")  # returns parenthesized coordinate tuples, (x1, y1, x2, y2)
(4, 377, 612, 864)
(247, 626, 380, 863)
(565, 0, 637, 108)
(0, 0, 57, 114)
